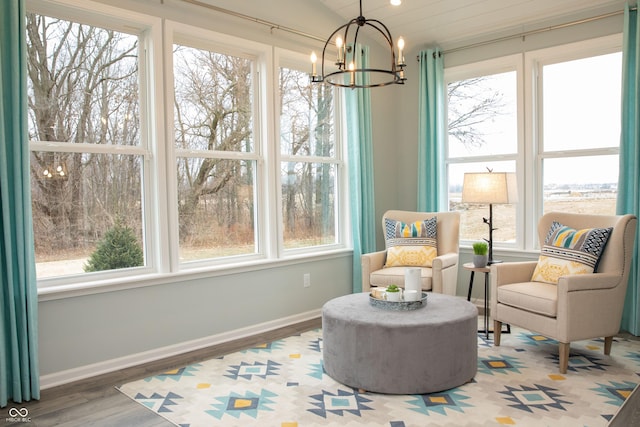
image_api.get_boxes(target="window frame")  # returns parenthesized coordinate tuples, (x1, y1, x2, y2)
(28, 1, 351, 293)
(166, 21, 271, 270)
(274, 48, 348, 257)
(525, 35, 622, 249)
(27, 0, 164, 289)
(444, 34, 622, 254)
(444, 54, 525, 251)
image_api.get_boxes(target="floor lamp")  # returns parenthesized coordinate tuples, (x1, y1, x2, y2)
(461, 171, 518, 265)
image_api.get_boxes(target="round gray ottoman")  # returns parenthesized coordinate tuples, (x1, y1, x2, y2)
(322, 292, 477, 394)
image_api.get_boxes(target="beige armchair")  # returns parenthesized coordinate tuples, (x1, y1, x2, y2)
(491, 212, 637, 373)
(361, 210, 460, 295)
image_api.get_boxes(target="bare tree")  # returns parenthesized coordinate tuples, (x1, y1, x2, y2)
(173, 47, 253, 242)
(26, 14, 140, 256)
(447, 77, 506, 149)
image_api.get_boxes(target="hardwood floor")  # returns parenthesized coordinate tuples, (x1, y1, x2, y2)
(11, 318, 321, 427)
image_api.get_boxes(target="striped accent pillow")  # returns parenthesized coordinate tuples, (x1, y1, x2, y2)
(531, 221, 612, 284)
(384, 217, 438, 267)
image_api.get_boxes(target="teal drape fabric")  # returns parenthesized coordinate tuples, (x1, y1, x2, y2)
(346, 45, 376, 293)
(417, 49, 444, 212)
(618, 3, 640, 336)
(0, 0, 40, 407)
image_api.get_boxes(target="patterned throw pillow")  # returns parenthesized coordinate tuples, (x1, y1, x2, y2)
(384, 217, 438, 267)
(531, 221, 612, 284)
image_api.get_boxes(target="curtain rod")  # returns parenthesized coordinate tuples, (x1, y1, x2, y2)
(441, 6, 636, 56)
(179, 0, 325, 43)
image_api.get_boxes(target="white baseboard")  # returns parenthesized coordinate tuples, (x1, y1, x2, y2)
(40, 309, 321, 390)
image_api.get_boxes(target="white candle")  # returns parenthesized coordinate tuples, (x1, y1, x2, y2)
(310, 51, 317, 76)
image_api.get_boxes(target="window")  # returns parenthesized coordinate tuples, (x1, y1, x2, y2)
(446, 36, 622, 251)
(172, 41, 260, 264)
(446, 58, 520, 245)
(537, 52, 621, 217)
(278, 57, 341, 251)
(26, 3, 348, 289)
(26, 11, 151, 280)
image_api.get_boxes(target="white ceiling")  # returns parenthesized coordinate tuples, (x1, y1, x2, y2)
(318, 0, 628, 49)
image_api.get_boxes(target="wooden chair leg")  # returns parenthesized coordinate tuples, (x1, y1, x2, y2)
(559, 342, 570, 374)
(493, 320, 502, 346)
(604, 336, 613, 355)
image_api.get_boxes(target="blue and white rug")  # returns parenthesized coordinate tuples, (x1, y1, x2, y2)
(118, 326, 640, 426)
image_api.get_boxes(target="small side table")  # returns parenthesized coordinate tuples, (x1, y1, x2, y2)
(463, 262, 491, 339)
(463, 263, 511, 340)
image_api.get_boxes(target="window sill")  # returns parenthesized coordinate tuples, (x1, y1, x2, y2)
(37, 248, 353, 302)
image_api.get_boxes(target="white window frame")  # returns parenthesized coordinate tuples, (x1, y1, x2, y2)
(165, 21, 272, 270)
(444, 34, 622, 254)
(27, 1, 351, 294)
(525, 34, 622, 249)
(274, 49, 348, 257)
(28, 0, 164, 289)
(444, 54, 525, 251)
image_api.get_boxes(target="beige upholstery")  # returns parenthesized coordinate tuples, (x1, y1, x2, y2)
(361, 210, 460, 295)
(491, 212, 637, 374)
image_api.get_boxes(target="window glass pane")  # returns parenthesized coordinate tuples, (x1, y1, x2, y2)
(447, 71, 517, 158)
(26, 14, 140, 146)
(542, 156, 617, 215)
(32, 152, 144, 278)
(449, 161, 516, 243)
(542, 53, 622, 151)
(280, 68, 335, 157)
(281, 162, 336, 249)
(27, 13, 145, 280)
(177, 158, 256, 261)
(173, 44, 254, 152)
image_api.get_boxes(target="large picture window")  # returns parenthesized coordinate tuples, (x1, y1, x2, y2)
(538, 51, 621, 217)
(278, 61, 340, 251)
(172, 42, 259, 263)
(446, 60, 519, 245)
(446, 36, 622, 251)
(26, 3, 348, 289)
(26, 12, 149, 279)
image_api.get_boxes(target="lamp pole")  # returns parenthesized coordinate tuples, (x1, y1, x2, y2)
(483, 203, 501, 265)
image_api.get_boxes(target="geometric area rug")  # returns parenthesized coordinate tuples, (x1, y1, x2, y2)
(117, 327, 640, 427)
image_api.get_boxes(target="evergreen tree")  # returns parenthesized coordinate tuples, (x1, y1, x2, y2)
(84, 221, 143, 272)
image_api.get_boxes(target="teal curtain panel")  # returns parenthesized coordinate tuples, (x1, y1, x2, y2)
(417, 49, 444, 212)
(618, 3, 640, 336)
(0, 0, 41, 407)
(346, 45, 376, 293)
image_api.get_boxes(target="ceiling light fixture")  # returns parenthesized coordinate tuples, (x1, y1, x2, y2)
(310, 0, 406, 88)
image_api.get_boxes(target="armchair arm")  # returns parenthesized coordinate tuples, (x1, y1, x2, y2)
(432, 252, 458, 271)
(490, 261, 538, 286)
(361, 250, 387, 292)
(432, 252, 459, 295)
(557, 272, 622, 292)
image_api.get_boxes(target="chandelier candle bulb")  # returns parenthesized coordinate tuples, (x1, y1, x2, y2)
(397, 37, 405, 65)
(310, 52, 317, 76)
(336, 36, 343, 64)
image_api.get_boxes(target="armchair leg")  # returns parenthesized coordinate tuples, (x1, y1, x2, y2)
(493, 320, 502, 346)
(604, 336, 613, 355)
(559, 342, 570, 374)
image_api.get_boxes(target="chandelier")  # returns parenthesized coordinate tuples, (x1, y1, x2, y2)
(310, 0, 406, 88)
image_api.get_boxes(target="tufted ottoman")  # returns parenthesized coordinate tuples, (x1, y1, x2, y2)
(322, 292, 477, 394)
